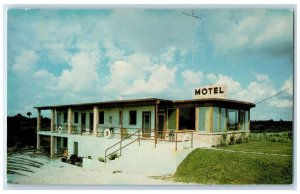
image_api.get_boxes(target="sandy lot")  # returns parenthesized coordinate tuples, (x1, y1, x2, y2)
(6, 153, 185, 186)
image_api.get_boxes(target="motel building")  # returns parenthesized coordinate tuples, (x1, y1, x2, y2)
(35, 85, 255, 175)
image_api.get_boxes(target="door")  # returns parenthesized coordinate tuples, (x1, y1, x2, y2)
(57, 113, 61, 127)
(158, 113, 165, 139)
(142, 112, 151, 138)
(81, 113, 86, 132)
(74, 142, 78, 155)
(89, 113, 94, 133)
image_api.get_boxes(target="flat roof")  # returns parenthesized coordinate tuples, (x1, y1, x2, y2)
(35, 97, 255, 110)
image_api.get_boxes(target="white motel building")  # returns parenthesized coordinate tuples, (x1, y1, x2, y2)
(35, 85, 255, 170)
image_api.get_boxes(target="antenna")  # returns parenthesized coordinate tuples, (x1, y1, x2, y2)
(181, 10, 202, 68)
(255, 87, 292, 105)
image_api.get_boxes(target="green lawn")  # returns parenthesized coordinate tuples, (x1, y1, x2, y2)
(174, 141, 293, 184)
(220, 141, 293, 155)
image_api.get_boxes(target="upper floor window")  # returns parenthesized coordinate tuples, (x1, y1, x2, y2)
(74, 112, 78, 124)
(99, 111, 104, 124)
(129, 110, 137, 125)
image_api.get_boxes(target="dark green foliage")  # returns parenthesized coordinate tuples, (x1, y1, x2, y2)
(7, 114, 50, 148)
(109, 153, 119, 160)
(250, 120, 292, 133)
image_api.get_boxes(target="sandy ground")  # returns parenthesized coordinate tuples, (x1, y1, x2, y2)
(6, 153, 186, 186)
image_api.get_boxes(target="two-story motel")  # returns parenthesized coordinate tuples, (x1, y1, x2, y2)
(35, 86, 255, 160)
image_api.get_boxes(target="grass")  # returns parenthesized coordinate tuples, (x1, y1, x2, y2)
(220, 141, 293, 155)
(174, 141, 293, 184)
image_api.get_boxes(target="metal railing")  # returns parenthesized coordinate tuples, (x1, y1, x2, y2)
(104, 129, 141, 163)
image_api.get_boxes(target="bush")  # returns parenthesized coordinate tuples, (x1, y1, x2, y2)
(109, 153, 119, 160)
(249, 132, 292, 143)
(217, 133, 228, 147)
(98, 157, 105, 162)
(228, 133, 236, 145)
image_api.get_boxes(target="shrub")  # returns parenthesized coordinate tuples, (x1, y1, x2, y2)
(228, 133, 236, 145)
(98, 157, 105, 162)
(109, 153, 119, 160)
(218, 133, 228, 147)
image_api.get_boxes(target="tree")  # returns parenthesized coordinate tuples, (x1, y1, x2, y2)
(26, 112, 32, 118)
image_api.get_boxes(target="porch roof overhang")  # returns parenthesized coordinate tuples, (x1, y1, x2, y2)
(34, 97, 255, 110)
(172, 98, 256, 109)
(34, 98, 173, 110)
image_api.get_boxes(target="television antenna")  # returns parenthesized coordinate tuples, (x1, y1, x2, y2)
(181, 10, 202, 68)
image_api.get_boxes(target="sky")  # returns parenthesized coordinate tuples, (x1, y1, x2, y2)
(6, 8, 294, 120)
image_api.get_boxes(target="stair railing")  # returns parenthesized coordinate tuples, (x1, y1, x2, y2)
(104, 129, 141, 163)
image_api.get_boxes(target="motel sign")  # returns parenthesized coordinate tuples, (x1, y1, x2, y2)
(194, 85, 227, 99)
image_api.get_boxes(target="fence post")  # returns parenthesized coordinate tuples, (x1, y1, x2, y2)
(191, 131, 193, 148)
(138, 129, 141, 146)
(175, 131, 178, 151)
(120, 141, 122, 156)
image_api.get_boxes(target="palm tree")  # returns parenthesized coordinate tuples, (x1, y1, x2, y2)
(26, 112, 32, 118)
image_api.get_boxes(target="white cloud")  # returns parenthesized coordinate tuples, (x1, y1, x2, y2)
(269, 98, 293, 108)
(182, 70, 204, 85)
(58, 52, 100, 92)
(207, 10, 293, 56)
(12, 50, 39, 73)
(281, 75, 293, 96)
(207, 73, 217, 82)
(213, 74, 241, 93)
(250, 71, 270, 82)
(124, 65, 177, 95)
(105, 53, 177, 96)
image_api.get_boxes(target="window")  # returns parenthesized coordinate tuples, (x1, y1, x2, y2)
(245, 111, 249, 130)
(212, 107, 219, 132)
(220, 108, 226, 132)
(63, 112, 67, 123)
(99, 111, 104, 124)
(240, 110, 245, 131)
(227, 109, 239, 131)
(74, 112, 78, 123)
(168, 109, 176, 130)
(129, 110, 137, 125)
(198, 107, 210, 132)
(119, 110, 122, 125)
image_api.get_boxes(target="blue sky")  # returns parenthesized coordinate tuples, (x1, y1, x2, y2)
(7, 9, 294, 120)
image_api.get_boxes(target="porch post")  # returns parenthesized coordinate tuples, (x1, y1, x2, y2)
(50, 109, 55, 132)
(50, 136, 54, 159)
(37, 109, 41, 150)
(68, 108, 72, 134)
(176, 108, 179, 130)
(93, 106, 99, 137)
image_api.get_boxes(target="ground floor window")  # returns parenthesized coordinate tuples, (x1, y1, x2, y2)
(179, 107, 195, 130)
(198, 107, 211, 132)
(245, 111, 249, 130)
(168, 109, 176, 131)
(227, 109, 239, 131)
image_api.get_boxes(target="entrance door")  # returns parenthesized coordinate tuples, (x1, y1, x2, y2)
(74, 142, 78, 155)
(81, 113, 86, 132)
(158, 113, 165, 139)
(142, 112, 151, 138)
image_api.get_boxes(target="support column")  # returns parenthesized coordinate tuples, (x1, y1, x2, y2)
(50, 136, 54, 159)
(50, 109, 55, 132)
(93, 106, 99, 137)
(210, 106, 213, 133)
(37, 109, 41, 150)
(68, 108, 73, 134)
(176, 108, 180, 130)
